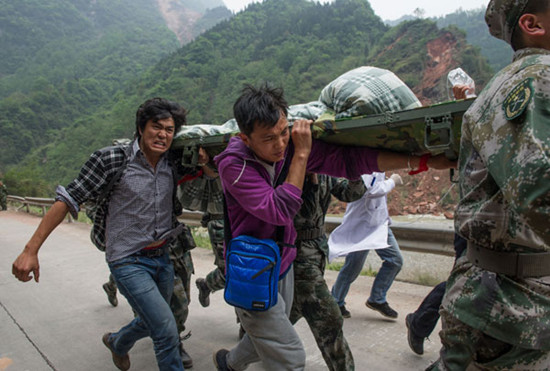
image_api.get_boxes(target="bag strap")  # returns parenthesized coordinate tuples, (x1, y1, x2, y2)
(223, 155, 291, 247)
(96, 142, 133, 206)
(274, 156, 290, 243)
(223, 196, 232, 246)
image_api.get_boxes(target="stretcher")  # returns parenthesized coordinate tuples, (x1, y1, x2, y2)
(172, 98, 474, 167)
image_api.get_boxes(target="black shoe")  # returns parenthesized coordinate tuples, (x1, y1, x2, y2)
(213, 349, 232, 371)
(180, 343, 193, 368)
(195, 278, 211, 307)
(366, 300, 398, 319)
(103, 283, 118, 307)
(339, 305, 351, 318)
(406, 313, 424, 355)
(102, 333, 130, 371)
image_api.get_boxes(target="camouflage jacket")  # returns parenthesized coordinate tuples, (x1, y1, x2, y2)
(445, 48, 550, 350)
(177, 171, 224, 215)
(294, 174, 366, 257)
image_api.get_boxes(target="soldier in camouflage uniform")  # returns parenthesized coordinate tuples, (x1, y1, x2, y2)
(168, 225, 195, 369)
(290, 173, 366, 371)
(176, 147, 227, 307)
(0, 180, 7, 211)
(429, 0, 550, 369)
(195, 213, 225, 306)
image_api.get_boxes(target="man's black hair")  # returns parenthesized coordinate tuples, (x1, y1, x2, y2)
(135, 97, 187, 140)
(511, 0, 550, 50)
(233, 83, 289, 136)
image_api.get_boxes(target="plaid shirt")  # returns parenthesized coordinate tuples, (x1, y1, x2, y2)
(56, 142, 189, 259)
(56, 144, 130, 217)
(56, 143, 135, 253)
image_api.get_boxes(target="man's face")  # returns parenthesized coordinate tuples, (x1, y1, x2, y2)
(240, 114, 290, 164)
(139, 117, 175, 159)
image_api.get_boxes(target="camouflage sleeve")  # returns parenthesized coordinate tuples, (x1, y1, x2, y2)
(481, 67, 550, 244)
(508, 74, 550, 243)
(328, 177, 366, 202)
(178, 175, 209, 211)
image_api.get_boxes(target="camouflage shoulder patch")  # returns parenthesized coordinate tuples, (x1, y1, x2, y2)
(502, 78, 533, 121)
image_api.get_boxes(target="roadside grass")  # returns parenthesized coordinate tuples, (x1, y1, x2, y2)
(327, 261, 378, 277)
(327, 259, 443, 286)
(77, 211, 92, 224)
(190, 226, 211, 249)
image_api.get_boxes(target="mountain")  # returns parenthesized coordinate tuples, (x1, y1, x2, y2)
(2, 0, 493, 196)
(384, 7, 513, 73)
(435, 7, 513, 72)
(157, 0, 232, 44)
(0, 0, 231, 192)
(131, 0, 492, 121)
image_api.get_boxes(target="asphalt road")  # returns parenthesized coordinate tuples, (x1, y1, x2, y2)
(1, 210, 443, 370)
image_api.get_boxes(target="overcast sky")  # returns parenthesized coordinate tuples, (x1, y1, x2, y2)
(222, 0, 489, 21)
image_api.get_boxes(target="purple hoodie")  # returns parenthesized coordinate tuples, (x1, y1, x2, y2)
(214, 136, 380, 276)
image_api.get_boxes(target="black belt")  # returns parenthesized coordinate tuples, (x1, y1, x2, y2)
(467, 242, 550, 278)
(296, 227, 325, 241)
(135, 247, 166, 257)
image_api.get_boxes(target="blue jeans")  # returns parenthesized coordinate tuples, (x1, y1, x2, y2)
(408, 234, 468, 338)
(409, 281, 446, 338)
(108, 252, 184, 371)
(332, 228, 403, 305)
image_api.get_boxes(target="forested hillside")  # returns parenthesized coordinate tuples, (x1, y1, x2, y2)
(387, 7, 513, 73)
(0, 0, 230, 194)
(2, 0, 493, 196)
(435, 7, 512, 72)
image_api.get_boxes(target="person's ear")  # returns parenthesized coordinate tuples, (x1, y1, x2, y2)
(518, 13, 547, 38)
(238, 132, 250, 147)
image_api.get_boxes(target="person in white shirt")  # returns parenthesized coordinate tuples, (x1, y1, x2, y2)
(330, 172, 404, 319)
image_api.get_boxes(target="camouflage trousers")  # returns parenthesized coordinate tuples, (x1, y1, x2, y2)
(171, 275, 189, 334)
(204, 219, 226, 292)
(427, 309, 550, 371)
(105, 273, 117, 292)
(0, 193, 6, 210)
(290, 241, 355, 371)
(170, 243, 194, 335)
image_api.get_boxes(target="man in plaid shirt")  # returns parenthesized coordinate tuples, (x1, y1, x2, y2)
(12, 97, 192, 371)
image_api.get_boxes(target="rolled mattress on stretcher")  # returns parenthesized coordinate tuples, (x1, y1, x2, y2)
(172, 66, 473, 161)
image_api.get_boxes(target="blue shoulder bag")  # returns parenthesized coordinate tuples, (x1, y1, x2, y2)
(224, 235, 281, 311)
(223, 158, 290, 311)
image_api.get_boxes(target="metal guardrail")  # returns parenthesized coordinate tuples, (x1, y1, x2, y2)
(7, 196, 48, 214)
(6, 195, 455, 256)
(325, 216, 455, 257)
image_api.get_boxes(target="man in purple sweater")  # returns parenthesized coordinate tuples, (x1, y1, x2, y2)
(212, 84, 454, 370)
